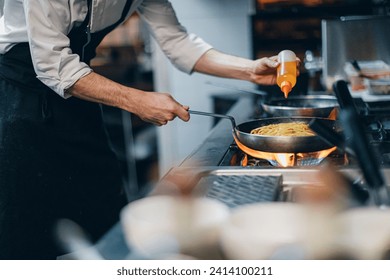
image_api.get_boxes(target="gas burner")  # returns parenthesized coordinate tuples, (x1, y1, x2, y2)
(369, 142, 390, 167)
(221, 144, 349, 167)
(235, 137, 338, 167)
(241, 156, 270, 167)
(366, 117, 390, 142)
(239, 147, 347, 167)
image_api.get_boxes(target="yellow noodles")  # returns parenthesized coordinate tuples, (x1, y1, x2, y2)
(250, 122, 315, 137)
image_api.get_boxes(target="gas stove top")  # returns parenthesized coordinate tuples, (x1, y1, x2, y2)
(219, 143, 350, 167)
(181, 97, 390, 168)
(175, 96, 390, 207)
(214, 96, 390, 168)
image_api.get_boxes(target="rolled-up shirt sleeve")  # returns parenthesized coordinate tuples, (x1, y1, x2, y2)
(137, 0, 213, 74)
(23, 0, 92, 98)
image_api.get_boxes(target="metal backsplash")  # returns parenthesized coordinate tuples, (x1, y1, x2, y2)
(322, 15, 390, 91)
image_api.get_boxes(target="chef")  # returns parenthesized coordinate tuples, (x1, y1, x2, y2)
(0, 0, 280, 259)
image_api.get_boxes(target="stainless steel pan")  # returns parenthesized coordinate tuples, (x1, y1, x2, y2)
(206, 82, 339, 118)
(189, 110, 339, 153)
(261, 95, 339, 118)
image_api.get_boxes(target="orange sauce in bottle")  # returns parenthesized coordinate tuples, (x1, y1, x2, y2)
(277, 50, 297, 98)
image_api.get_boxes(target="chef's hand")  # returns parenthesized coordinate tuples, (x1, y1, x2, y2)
(133, 91, 190, 126)
(249, 56, 301, 86)
(249, 56, 279, 85)
(68, 72, 190, 126)
(193, 49, 300, 87)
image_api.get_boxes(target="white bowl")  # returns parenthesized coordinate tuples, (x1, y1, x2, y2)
(220, 202, 309, 260)
(338, 207, 390, 259)
(120, 195, 230, 259)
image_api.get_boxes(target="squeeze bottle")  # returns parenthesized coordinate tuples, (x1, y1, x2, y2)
(277, 50, 297, 98)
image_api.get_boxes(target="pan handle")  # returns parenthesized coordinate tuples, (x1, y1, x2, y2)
(188, 110, 237, 129)
(308, 118, 353, 156)
(333, 80, 358, 112)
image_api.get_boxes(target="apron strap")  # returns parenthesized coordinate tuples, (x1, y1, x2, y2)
(69, 0, 134, 64)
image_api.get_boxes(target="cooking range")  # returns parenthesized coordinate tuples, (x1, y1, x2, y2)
(177, 94, 390, 207)
(219, 143, 347, 167)
(219, 99, 390, 168)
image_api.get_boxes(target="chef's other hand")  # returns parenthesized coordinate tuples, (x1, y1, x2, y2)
(249, 56, 301, 85)
(134, 91, 190, 126)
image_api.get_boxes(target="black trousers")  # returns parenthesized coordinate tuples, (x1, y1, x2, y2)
(0, 45, 127, 259)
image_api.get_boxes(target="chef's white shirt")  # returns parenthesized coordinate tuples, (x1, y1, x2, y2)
(0, 0, 212, 98)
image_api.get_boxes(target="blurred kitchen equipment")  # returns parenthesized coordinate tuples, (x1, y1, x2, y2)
(350, 60, 366, 78)
(369, 79, 390, 95)
(189, 110, 336, 153)
(220, 202, 309, 260)
(338, 207, 390, 259)
(333, 80, 358, 111)
(261, 95, 339, 118)
(308, 118, 347, 153)
(307, 118, 371, 204)
(316, 162, 370, 207)
(345, 60, 390, 91)
(304, 50, 325, 92)
(304, 50, 323, 74)
(340, 109, 390, 206)
(120, 195, 230, 259)
(322, 15, 390, 91)
(55, 219, 103, 260)
(333, 80, 390, 206)
(288, 160, 369, 209)
(350, 60, 390, 81)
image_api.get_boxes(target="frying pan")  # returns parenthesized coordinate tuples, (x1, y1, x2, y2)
(189, 110, 339, 153)
(261, 95, 339, 118)
(206, 82, 338, 118)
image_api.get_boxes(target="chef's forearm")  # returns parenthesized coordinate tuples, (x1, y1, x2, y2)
(66, 71, 190, 125)
(193, 49, 255, 81)
(66, 72, 142, 113)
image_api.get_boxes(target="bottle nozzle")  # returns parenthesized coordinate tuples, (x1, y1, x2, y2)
(281, 81, 292, 98)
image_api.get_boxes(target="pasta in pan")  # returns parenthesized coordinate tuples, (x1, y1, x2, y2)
(250, 122, 315, 137)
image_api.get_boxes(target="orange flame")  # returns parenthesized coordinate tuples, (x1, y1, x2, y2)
(235, 138, 337, 167)
(327, 108, 338, 120)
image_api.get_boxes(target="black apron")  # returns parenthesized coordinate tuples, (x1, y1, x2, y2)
(0, 0, 133, 259)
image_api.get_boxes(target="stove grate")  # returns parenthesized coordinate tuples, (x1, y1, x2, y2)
(199, 174, 283, 208)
